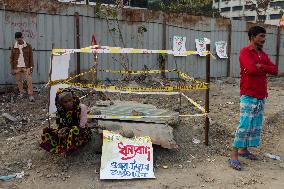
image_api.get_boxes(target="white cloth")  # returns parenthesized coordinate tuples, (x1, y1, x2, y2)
(17, 44, 25, 67)
(49, 54, 71, 114)
(80, 104, 88, 127)
(14, 41, 27, 68)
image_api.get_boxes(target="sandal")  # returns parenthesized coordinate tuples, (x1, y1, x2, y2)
(239, 151, 258, 160)
(228, 159, 241, 171)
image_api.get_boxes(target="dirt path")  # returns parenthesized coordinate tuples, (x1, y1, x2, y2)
(3, 132, 284, 189)
(1, 77, 284, 189)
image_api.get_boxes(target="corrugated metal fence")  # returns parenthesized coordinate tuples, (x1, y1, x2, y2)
(0, 6, 283, 85)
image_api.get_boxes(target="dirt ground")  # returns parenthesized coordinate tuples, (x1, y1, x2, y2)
(0, 77, 284, 189)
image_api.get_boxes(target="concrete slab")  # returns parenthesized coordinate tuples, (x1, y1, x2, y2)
(90, 100, 179, 124)
(98, 120, 178, 149)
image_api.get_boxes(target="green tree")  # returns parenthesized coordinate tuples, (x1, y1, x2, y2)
(245, 0, 272, 23)
(148, 0, 220, 17)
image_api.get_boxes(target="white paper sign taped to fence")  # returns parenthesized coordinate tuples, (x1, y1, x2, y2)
(173, 36, 187, 56)
(195, 38, 210, 56)
(100, 130, 155, 180)
(215, 41, 228, 58)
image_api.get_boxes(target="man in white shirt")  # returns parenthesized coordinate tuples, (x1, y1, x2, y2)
(10, 32, 34, 102)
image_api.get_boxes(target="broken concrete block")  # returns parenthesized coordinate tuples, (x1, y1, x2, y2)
(0, 116, 6, 125)
(98, 120, 177, 149)
(95, 101, 113, 107)
(166, 117, 179, 127)
(128, 81, 140, 88)
(120, 130, 135, 138)
(131, 110, 145, 116)
(92, 110, 102, 115)
(224, 77, 236, 84)
(2, 113, 18, 122)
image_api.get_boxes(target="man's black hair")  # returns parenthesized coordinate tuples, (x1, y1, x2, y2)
(15, 32, 23, 39)
(248, 26, 266, 40)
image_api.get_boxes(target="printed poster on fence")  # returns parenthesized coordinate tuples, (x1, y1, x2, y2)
(100, 130, 155, 180)
(173, 36, 187, 56)
(215, 41, 228, 59)
(195, 38, 210, 56)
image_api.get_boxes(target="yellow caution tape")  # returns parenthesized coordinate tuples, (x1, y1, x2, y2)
(181, 93, 206, 113)
(48, 80, 208, 92)
(87, 113, 207, 119)
(55, 68, 179, 85)
(178, 71, 199, 83)
(52, 46, 210, 56)
(48, 68, 208, 92)
(90, 90, 179, 95)
(98, 69, 177, 74)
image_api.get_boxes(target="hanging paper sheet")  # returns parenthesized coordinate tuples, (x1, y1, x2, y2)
(173, 36, 187, 56)
(195, 38, 210, 56)
(215, 41, 228, 59)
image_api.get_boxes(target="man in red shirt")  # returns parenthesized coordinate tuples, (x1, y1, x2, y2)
(228, 26, 278, 171)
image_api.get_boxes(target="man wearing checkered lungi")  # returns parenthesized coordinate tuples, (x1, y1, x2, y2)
(228, 26, 278, 171)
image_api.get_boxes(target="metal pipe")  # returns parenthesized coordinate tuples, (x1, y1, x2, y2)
(276, 26, 281, 66)
(227, 20, 232, 77)
(47, 43, 55, 128)
(75, 12, 81, 80)
(160, 13, 167, 78)
(92, 34, 98, 84)
(204, 44, 211, 146)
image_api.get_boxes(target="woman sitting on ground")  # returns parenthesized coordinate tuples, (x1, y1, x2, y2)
(40, 88, 92, 155)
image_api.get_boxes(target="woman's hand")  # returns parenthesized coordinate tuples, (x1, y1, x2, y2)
(58, 127, 68, 138)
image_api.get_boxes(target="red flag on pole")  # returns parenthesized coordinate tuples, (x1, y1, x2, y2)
(92, 34, 97, 46)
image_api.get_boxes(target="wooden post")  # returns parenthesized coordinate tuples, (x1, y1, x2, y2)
(47, 43, 55, 128)
(227, 20, 232, 77)
(92, 34, 98, 84)
(75, 12, 81, 81)
(204, 44, 211, 146)
(160, 14, 167, 79)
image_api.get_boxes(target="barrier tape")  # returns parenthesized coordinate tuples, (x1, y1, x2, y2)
(181, 93, 206, 113)
(75, 87, 180, 96)
(48, 80, 208, 92)
(87, 113, 207, 119)
(178, 71, 199, 83)
(99, 69, 204, 84)
(90, 89, 179, 95)
(52, 46, 210, 56)
(97, 69, 177, 74)
(48, 68, 208, 91)
(63, 68, 201, 85)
